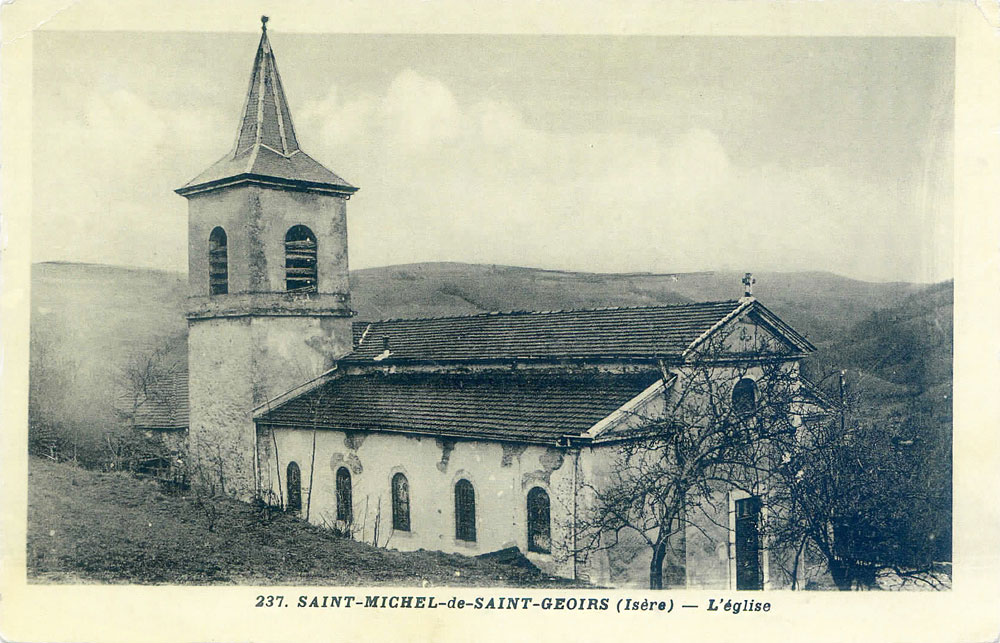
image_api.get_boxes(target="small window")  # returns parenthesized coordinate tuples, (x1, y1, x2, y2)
(209, 227, 228, 295)
(454, 479, 476, 542)
(336, 467, 352, 522)
(285, 225, 317, 293)
(286, 461, 301, 513)
(735, 496, 763, 590)
(526, 487, 551, 554)
(732, 378, 757, 415)
(391, 473, 411, 532)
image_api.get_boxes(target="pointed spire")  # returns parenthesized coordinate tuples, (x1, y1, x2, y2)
(234, 17, 299, 158)
(177, 19, 356, 197)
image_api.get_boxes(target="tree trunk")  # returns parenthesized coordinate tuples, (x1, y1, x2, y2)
(649, 541, 667, 590)
(828, 557, 854, 590)
(828, 559, 877, 591)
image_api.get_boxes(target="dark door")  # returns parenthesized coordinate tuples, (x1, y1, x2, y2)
(735, 497, 763, 590)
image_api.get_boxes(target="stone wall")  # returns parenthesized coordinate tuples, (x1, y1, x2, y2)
(186, 184, 350, 298)
(188, 314, 351, 498)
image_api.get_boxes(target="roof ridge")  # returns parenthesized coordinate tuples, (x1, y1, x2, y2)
(355, 299, 743, 325)
(681, 297, 756, 359)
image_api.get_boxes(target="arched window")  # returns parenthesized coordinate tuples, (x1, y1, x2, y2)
(391, 473, 410, 532)
(285, 225, 317, 293)
(286, 461, 301, 513)
(454, 479, 476, 542)
(336, 467, 352, 522)
(208, 227, 228, 295)
(732, 378, 757, 415)
(526, 487, 551, 554)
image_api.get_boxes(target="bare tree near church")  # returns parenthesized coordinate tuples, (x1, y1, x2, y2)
(572, 312, 951, 590)
(572, 325, 810, 590)
(763, 378, 952, 591)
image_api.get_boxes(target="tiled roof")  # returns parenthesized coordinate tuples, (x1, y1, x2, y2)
(347, 301, 746, 362)
(177, 24, 355, 196)
(132, 366, 189, 430)
(256, 371, 660, 444)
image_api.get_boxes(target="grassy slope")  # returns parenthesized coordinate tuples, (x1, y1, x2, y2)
(27, 457, 577, 587)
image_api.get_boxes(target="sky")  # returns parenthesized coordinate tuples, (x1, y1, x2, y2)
(32, 31, 954, 282)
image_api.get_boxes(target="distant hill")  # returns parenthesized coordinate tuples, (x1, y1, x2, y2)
(823, 280, 953, 392)
(29, 263, 188, 460)
(27, 261, 949, 460)
(31, 261, 188, 368)
(805, 279, 953, 453)
(349, 262, 930, 349)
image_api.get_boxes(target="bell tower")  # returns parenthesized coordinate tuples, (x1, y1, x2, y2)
(176, 18, 357, 497)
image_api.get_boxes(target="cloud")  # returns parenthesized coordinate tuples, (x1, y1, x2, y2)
(383, 70, 463, 149)
(33, 88, 226, 269)
(294, 69, 941, 281)
(34, 66, 949, 283)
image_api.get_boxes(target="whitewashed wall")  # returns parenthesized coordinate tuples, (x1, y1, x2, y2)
(258, 428, 581, 578)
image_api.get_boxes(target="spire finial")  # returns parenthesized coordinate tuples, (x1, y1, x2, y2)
(261, 15, 269, 31)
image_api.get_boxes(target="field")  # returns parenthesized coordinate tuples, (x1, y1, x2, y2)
(27, 457, 580, 587)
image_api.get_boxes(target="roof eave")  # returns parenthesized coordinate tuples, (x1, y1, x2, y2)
(339, 354, 687, 367)
(254, 420, 589, 447)
(747, 300, 817, 353)
(176, 173, 359, 198)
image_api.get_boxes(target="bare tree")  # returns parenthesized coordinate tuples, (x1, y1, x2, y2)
(572, 326, 805, 590)
(764, 373, 951, 590)
(117, 335, 184, 429)
(573, 317, 949, 591)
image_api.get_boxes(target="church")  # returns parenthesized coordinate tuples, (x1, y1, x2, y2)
(137, 20, 825, 589)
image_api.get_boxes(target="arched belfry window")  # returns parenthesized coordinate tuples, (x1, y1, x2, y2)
(454, 479, 476, 542)
(336, 467, 352, 522)
(286, 461, 301, 513)
(391, 473, 411, 532)
(208, 227, 228, 295)
(285, 225, 317, 293)
(732, 378, 757, 415)
(526, 487, 551, 553)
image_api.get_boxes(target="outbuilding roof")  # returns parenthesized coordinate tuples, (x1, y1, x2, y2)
(255, 371, 660, 444)
(130, 366, 190, 430)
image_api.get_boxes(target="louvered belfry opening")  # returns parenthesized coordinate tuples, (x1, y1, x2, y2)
(208, 227, 228, 295)
(284, 225, 317, 293)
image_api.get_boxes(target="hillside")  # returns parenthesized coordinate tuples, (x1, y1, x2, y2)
(29, 263, 188, 460)
(31, 260, 932, 354)
(28, 457, 575, 586)
(349, 263, 927, 350)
